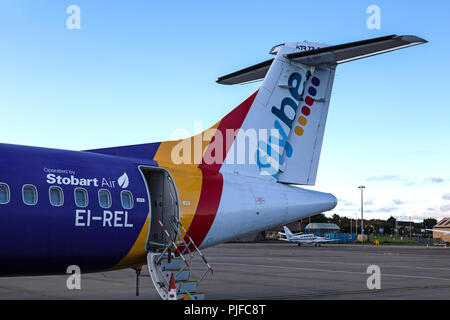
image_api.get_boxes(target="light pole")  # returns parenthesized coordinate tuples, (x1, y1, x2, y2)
(359, 186, 365, 244)
(409, 216, 412, 239)
(350, 216, 352, 234)
(395, 216, 398, 236)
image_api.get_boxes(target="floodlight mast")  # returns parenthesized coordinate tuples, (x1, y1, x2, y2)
(359, 186, 365, 244)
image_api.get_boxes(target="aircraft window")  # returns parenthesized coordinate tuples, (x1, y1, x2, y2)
(121, 190, 134, 210)
(75, 188, 89, 207)
(49, 186, 64, 207)
(23, 185, 38, 206)
(0, 183, 10, 204)
(98, 189, 112, 208)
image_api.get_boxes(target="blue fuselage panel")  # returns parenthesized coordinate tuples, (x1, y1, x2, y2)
(0, 143, 156, 276)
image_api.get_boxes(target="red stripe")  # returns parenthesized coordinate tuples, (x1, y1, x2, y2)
(186, 91, 259, 247)
(199, 90, 258, 172)
(186, 169, 224, 248)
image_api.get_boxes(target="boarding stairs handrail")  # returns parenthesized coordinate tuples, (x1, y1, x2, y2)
(151, 217, 198, 299)
(170, 218, 214, 285)
(155, 217, 190, 268)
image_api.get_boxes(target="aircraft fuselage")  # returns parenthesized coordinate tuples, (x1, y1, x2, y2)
(0, 142, 336, 276)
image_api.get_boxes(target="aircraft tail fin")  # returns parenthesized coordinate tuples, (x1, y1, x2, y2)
(87, 35, 426, 184)
(217, 35, 426, 184)
(283, 226, 293, 239)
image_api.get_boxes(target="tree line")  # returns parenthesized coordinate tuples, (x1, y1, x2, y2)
(306, 214, 437, 235)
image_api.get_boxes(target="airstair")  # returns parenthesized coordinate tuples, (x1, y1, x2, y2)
(147, 217, 214, 300)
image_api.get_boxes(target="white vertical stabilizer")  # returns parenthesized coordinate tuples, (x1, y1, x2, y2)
(217, 35, 427, 185)
(278, 65, 336, 185)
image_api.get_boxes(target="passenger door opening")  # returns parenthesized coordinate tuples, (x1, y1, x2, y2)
(140, 166, 180, 252)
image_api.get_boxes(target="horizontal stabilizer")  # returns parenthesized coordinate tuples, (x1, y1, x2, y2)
(284, 34, 427, 65)
(216, 35, 426, 85)
(216, 59, 273, 85)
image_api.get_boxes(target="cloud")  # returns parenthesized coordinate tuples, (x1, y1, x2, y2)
(378, 206, 399, 213)
(392, 199, 406, 205)
(366, 175, 447, 186)
(364, 199, 374, 205)
(405, 177, 446, 185)
(426, 177, 445, 184)
(366, 175, 401, 182)
(442, 194, 450, 201)
(418, 206, 450, 220)
(400, 204, 450, 221)
(338, 208, 358, 213)
(404, 179, 418, 186)
(365, 206, 399, 213)
(410, 212, 439, 220)
(337, 198, 357, 207)
(343, 202, 356, 207)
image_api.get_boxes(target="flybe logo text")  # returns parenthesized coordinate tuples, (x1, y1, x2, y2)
(271, 72, 303, 129)
(255, 72, 303, 176)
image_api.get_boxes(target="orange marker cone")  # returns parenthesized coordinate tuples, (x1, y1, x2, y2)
(168, 273, 177, 300)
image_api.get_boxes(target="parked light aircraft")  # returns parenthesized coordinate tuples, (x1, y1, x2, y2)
(0, 35, 426, 299)
(278, 226, 337, 246)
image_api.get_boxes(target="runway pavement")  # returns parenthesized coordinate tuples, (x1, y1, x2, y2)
(0, 242, 449, 300)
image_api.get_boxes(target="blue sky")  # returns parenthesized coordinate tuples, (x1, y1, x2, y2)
(0, 1, 449, 222)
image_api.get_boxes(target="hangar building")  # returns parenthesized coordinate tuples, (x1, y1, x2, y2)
(304, 223, 340, 237)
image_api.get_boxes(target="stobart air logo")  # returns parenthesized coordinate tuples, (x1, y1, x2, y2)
(117, 172, 129, 189)
(255, 72, 303, 177)
(45, 170, 130, 189)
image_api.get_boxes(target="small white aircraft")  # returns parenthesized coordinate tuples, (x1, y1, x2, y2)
(278, 226, 338, 246)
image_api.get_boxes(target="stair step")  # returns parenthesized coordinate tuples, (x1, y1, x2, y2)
(181, 292, 206, 300)
(160, 258, 184, 271)
(147, 216, 213, 300)
(163, 269, 191, 282)
(176, 281, 197, 294)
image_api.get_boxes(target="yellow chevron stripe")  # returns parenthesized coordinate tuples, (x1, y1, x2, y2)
(154, 121, 220, 235)
(111, 213, 150, 269)
(112, 121, 221, 269)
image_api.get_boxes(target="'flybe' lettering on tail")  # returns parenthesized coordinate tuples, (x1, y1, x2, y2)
(256, 72, 303, 177)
